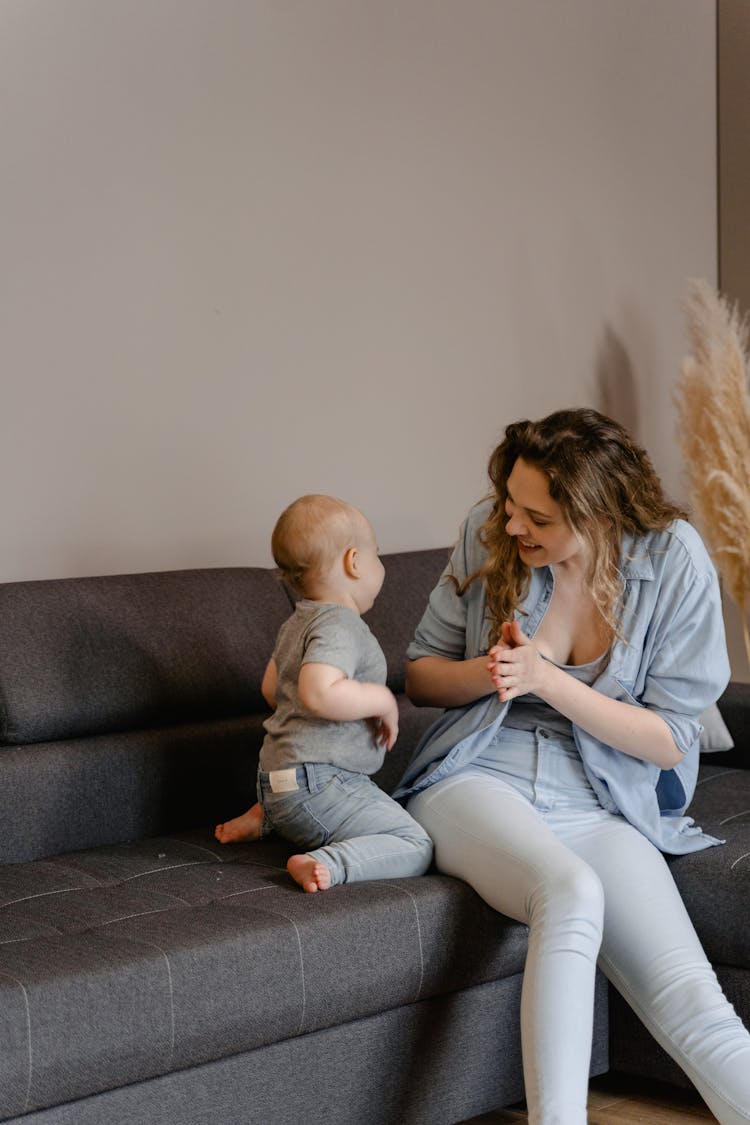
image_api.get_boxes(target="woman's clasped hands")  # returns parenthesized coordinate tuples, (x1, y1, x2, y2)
(488, 620, 548, 703)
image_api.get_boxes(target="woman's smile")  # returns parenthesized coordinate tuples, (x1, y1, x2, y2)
(505, 458, 586, 569)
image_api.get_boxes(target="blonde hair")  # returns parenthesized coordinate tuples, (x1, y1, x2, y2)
(455, 408, 687, 644)
(271, 494, 362, 594)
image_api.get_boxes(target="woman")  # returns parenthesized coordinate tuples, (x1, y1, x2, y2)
(395, 408, 750, 1125)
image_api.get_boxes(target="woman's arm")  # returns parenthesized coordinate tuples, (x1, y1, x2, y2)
(406, 654, 497, 709)
(406, 512, 493, 709)
(489, 622, 681, 769)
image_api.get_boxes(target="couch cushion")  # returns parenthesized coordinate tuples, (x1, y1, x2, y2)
(666, 763, 750, 968)
(698, 702, 734, 751)
(0, 829, 528, 1120)
(0, 696, 441, 867)
(0, 715, 269, 866)
(0, 569, 291, 745)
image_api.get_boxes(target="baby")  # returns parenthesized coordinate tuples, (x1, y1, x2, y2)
(215, 494, 432, 893)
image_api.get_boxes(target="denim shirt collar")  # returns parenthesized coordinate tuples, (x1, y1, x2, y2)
(619, 534, 655, 581)
(523, 533, 653, 645)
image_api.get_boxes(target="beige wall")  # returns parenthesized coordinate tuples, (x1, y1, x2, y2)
(718, 0, 750, 681)
(1, 2, 716, 592)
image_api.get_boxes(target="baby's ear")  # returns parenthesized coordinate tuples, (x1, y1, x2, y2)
(343, 546, 359, 578)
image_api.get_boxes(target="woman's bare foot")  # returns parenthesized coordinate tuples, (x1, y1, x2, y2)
(215, 803, 263, 844)
(287, 854, 332, 893)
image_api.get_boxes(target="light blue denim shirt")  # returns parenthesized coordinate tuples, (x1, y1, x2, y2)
(394, 499, 731, 854)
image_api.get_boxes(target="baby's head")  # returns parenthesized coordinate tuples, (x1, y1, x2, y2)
(272, 494, 381, 605)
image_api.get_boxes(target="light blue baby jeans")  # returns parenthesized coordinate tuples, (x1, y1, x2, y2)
(408, 724, 750, 1125)
(258, 762, 433, 886)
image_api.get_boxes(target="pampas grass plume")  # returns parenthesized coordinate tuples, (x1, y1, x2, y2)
(675, 279, 750, 669)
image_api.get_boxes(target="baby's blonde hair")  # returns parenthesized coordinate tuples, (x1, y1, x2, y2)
(271, 494, 362, 594)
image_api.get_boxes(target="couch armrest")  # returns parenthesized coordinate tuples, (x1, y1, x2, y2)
(711, 681, 750, 769)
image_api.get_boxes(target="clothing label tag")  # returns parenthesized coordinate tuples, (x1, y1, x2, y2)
(269, 768, 300, 793)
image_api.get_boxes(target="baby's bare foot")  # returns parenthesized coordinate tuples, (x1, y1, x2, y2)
(287, 854, 332, 893)
(215, 804, 263, 844)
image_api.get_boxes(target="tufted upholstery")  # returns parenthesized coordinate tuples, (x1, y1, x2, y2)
(0, 827, 535, 1119)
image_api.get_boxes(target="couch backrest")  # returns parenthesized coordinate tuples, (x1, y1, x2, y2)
(0, 548, 450, 749)
(0, 568, 293, 746)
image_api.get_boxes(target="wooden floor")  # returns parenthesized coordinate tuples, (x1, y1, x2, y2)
(463, 1074, 716, 1124)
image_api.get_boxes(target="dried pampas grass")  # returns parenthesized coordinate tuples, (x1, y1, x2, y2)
(675, 278, 750, 669)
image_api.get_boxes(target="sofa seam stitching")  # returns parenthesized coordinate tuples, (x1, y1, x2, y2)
(378, 882, 425, 1002)
(0, 967, 33, 1114)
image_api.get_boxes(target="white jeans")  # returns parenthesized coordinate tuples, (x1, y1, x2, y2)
(408, 726, 750, 1125)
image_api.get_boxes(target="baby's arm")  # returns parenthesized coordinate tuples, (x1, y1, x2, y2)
(298, 662, 399, 750)
(261, 658, 278, 710)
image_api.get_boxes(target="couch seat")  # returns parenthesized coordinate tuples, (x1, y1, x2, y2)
(0, 830, 527, 1119)
(666, 764, 750, 968)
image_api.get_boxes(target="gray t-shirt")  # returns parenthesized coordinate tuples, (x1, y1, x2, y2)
(259, 600, 389, 774)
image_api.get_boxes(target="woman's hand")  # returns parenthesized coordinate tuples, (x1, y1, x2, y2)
(488, 621, 681, 767)
(488, 620, 549, 703)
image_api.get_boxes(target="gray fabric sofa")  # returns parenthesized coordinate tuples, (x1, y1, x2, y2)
(0, 551, 747, 1124)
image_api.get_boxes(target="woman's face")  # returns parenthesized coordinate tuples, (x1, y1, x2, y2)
(504, 457, 586, 569)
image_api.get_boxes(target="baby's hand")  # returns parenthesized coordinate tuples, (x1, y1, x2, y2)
(372, 692, 399, 751)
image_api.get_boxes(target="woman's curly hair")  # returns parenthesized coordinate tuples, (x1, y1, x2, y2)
(454, 408, 688, 645)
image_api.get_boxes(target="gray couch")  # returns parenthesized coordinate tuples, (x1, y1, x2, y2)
(0, 550, 747, 1124)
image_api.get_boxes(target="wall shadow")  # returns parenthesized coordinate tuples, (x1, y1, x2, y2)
(594, 323, 639, 435)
